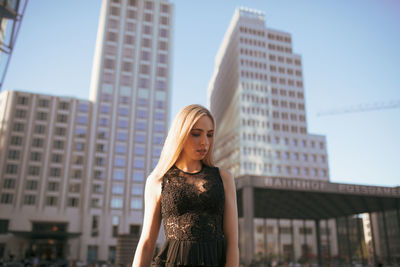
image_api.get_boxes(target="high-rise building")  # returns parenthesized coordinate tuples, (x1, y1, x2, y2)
(208, 7, 332, 265)
(84, 0, 173, 262)
(0, 0, 173, 263)
(208, 8, 329, 180)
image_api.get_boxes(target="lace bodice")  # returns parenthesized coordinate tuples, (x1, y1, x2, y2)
(161, 164, 225, 241)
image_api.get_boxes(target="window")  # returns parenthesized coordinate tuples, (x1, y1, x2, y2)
(96, 143, 107, 153)
(0, 194, 13, 204)
(46, 196, 58, 206)
(8, 150, 20, 160)
(78, 103, 90, 112)
(87, 245, 98, 262)
(161, 3, 169, 13)
(26, 180, 38, 190)
(24, 195, 36, 205)
(49, 167, 61, 177)
(69, 184, 81, 193)
(48, 182, 59, 191)
(34, 124, 46, 134)
(76, 142, 85, 151)
(59, 102, 69, 110)
(77, 115, 88, 125)
(127, 10, 136, 20)
(113, 170, 125, 180)
(133, 171, 144, 181)
(97, 130, 109, 140)
(13, 122, 24, 132)
(93, 184, 103, 194)
(68, 198, 79, 207)
(115, 144, 127, 154)
(118, 107, 129, 116)
(111, 197, 123, 208)
(55, 127, 66, 136)
(135, 134, 146, 143)
(57, 114, 68, 123)
(37, 112, 47, 121)
(75, 128, 87, 138)
(131, 197, 143, 209)
(112, 184, 124, 194)
(10, 136, 23, 145)
(6, 164, 18, 174)
(118, 119, 128, 128)
(134, 145, 145, 155)
(134, 159, 145, 169)
(91, 215, 99, 237)
(114, 157, 126, 167)
(132, 184, 143, 195)
(94, 170, 104, 180)
(3, 179, 16, 189)
(52, 153, 63, 163)
(154, 112, 164, 120)
(15, 109, 26, 119)
(116, 132, 128, 141)
(53, 140, 64, 149)
(17, 96, 29, 105)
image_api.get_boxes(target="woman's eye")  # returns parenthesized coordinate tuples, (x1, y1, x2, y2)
(191, 133, 200, 137)
(207, 134, 213, 138)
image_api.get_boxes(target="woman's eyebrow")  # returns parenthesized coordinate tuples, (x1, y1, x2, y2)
(191, 128, 214, 132)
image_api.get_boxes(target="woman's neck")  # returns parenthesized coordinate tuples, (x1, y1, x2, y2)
(174, 158, 202, 173)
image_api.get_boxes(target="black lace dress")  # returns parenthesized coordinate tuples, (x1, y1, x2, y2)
(152, 164, 226, 267)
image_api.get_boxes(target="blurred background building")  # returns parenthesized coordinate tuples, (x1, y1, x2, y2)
(0, 0, 173, 264)
(0, 0, 29, 91)
(208, 7, 400, 267)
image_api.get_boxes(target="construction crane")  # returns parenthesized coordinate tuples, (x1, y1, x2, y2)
(317, 100, 400, 116)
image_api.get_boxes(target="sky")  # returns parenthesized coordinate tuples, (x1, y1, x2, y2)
(3, 0, 400, 187)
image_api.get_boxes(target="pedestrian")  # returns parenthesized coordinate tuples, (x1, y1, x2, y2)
(131, 104, 239, 266)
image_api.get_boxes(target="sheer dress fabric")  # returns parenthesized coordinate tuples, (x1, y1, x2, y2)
(152, 165, 226, 267)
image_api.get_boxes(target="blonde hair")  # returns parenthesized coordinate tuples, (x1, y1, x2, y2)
(150, 104, 215, 180)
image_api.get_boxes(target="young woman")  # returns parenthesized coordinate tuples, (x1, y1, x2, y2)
(132, 104, 239, 267)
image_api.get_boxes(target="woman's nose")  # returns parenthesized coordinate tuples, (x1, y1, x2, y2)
(200, 135, 209, 146)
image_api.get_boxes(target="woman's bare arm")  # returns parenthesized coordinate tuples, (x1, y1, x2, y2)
(131, 175, 162, 267)
(220, 169, 239, 267)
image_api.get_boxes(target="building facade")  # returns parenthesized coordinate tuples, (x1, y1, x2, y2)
(0, 90, 92, 261)
(83, 0, 172, 262)
(208, 8, 329, 180)
(0, 0, 173, 263)
(207, 7, 331, 265)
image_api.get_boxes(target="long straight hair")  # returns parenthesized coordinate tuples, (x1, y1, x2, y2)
(150, 104, 215, 180)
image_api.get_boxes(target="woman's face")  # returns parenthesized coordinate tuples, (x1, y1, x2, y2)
(180, 115, 214, 162)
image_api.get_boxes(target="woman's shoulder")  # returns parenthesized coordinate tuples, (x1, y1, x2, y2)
(211, 166, 233, 182)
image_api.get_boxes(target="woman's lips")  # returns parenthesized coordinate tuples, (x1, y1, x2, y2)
(197, 149, 207, 156)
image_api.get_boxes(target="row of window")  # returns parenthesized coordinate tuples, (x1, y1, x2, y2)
(268, 43, 292, 54)
(240, 48, 266, 58)
(15, 96, 90, 112)
(103, 70, 168, 88)
(0, 193, 80, 207)
(108, 17, 170, 38)
(242, 91, 304, 104)
(239, 26, 265, 37)
(270, 65, 302, 76)
(267, 33, 291, 44)
(242, 133, 325, 149)
(269, 54, 301, 66)
(242, 162, 328, 177)
(243, 147, 326, 163)
(111, 0, 170, 14)
(239, 37, 266, 48)
(240, 71, 303, 88)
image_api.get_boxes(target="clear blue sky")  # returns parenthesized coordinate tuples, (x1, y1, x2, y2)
(4, 0, 400, 186)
